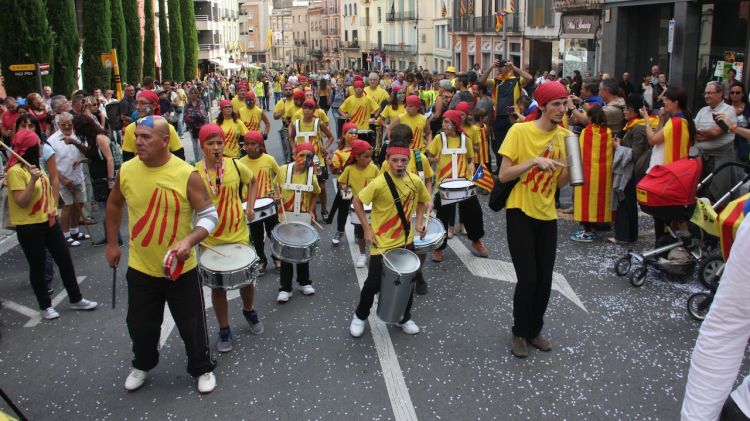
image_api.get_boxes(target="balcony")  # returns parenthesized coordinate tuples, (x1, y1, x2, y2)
(341, 41, 360, 50)
(383, 43, 417, 55)
(195, 15, 216, 31)
(385, 10, 416, 22)
(451, 14, 519, 33)
(293, 55, 306, 62)
(310, 49, 323, 58)
(553, 0, 603, 12)
(360, 17, 370, 27)
(199, 43, 219, 51)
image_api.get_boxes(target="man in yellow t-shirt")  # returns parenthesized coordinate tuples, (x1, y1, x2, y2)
(272, 142, 321, 303)
(238, 92, 271, 137)
(427, 110, 488, 263)
(364, 73, 390, 108)
(239, 131, 281, 274)
(193, 124, 263, 353)
(105, 115, 218, 393)
(338, 80, 381, 134)
(292, 89, 330, 124)
(231, 82, 249, 114)
(389, 95, 431, 151)
(349, 140, 430, 338)
(273, 83, 296, 162)
(122, 90, 185, 161)
(497, 81, 570, 359)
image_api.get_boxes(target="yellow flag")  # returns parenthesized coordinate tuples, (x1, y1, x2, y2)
(267, 29, 272, 49)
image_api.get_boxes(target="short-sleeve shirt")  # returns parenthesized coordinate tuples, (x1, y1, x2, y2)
(380, 105, 404, 123)
(231, 96, 245, 114)
(331, 148, 352, 173)
(273, 164, 321, 213)
(397, 112, 429, 151)
(214, 118, 248, 158)
(427, 132, 475, 184)
(358, 172, 431, 255)
(238, 153, 280, 199)
(339, 94, 379, 130)
(499, 121, 569, 221)
(239, 106, 264, 132)
(6, 165, 56, 225)
(338, 162, 379, 195)
(293, 108, 330, 125)
(195, 158, 253, 247)
(380, 149, 434, 182)
(364, 86, 389, 108)
(122, 119, 183, 153)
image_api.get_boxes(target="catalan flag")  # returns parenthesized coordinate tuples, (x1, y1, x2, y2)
(459, 0, 467, 16)
(574, 124, 614, 223)
(718, 192, 750, 260)
(472, 163, 494, 191)
(495, 12, 504, 32)
(662, 113, 691, 165)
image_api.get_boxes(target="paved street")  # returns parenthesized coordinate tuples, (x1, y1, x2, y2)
(1, 109, 748, 420)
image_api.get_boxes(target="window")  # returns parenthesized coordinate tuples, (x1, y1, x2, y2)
(354, 4, 357, 15)
(345, 30, 348, 42)
(378, 7, 381, 23)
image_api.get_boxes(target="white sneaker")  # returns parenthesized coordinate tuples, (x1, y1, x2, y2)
(399, 320, 420, 335)
(197, 372, 216, 394)
(277, 290, 292, 303)
(41, 307, 59, 320)
(70, 298, 98, 310)
(355, 254, 367, 268)
(350, 315, 366, 338)
(124, 368, 148, 391)
(332, 231, 343, 245)
(299, 285, 315, 295)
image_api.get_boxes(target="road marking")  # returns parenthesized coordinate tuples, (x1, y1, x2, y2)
(345, 223, 419, 421)
(1, 276, 88, 327)
(446, 238, 588, 312)
(158, 286, 240, 349)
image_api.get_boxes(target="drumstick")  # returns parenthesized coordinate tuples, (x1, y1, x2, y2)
(373, 242, 403, 276)
(199, 242, 226, 256)
(112, 267, 117, 309)
(0, 140, 32, 167)
(311, 217, 324, 230)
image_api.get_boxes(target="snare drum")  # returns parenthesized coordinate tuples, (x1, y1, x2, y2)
(412, 216, 446, 254)
(340, 187, 353, 200)
(271, 221, 320, 263)
(439, 178, 476, 205)
(350, 203, 372, 225)
(357, 129, 375, 147)
(244, 197, 277, 223)
(198, 243, 259, 289)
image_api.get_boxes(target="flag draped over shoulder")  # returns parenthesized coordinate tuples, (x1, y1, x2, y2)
(662, 114, 691, 164)
(472, 163, 494, 191)
(574, 124, 614, 223)
(718, 192, 750, 260)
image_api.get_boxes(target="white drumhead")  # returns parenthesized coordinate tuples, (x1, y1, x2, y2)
(383, 248, 421, 274)
(350, 203, 372, 212)
(440, 179, 473, 189)
(413, 217, 446, 246)
(254, 197, 274, 209)
(273, 221, 319, 246)
(200, 244, 257, 272)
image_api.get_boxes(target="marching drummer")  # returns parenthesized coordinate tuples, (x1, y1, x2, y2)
(349, 141, 431, 338)
(239, 131, 281, 275)
(273, 143, 322, 303)
(427, 110, 489, 263)
(388, 95, 432, 151)
(337, 139, 380, 268)
(380, 125, 434, 295)
(195, 124, 264, 353)
(338, 80, 381, 146)
(327, 122, 358, 229)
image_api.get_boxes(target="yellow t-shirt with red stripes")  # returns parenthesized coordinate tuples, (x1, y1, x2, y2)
(293, 108, 329, 125)
(339, 94, 379, 130)
(214, 118, 248, 158)
(662, 115, 691, 164)
(273, 164, 321, 213)
(338, 162, 379, 195)
(238, 153, 280, 199)
(397, 112, 429, 151)
(293, 118, 326, 161)
(6, 165, 56, 225)
(331, 148, 352, 174)
(195, 158, 253, 247)
(120, 155, 198, 277)
(427, 132, 475, 184)
(358, 172, 431, 255)
(239, 106, 264, 132)
(573, 124, 613, 223)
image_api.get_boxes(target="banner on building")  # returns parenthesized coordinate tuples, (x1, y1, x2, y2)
(481, 41, 492, 52)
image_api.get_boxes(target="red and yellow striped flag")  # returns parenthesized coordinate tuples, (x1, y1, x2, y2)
(495, 13, 504, 32)
(718, 192, 750, 260)
(662, 115, 691, 164)
(574, 124, 614, 223)
(472, 163, 494, 191)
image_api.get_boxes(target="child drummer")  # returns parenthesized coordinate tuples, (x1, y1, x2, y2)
(349, 141, 431, 338)
(195, 124, 264, 353)
(327, 122, 357, 232)
(427, 110, 489, 263)
(337, 139, 379, 268)
(239, 131, 281, 275)
(273, 143, 321, 303)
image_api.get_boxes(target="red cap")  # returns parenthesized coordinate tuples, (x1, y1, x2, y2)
(219, 99, 232, 108)
(237, 82, 249, 91)
(137, 90, 160, 115)
(303, 99, 317, 108)
(392, 85, 403, 93)
(455, 101, 472, 115)
(295, 142, 315, 155)
(405, 95, 422, 107)
(342, 122, 358, 134)
(534, 81, 569, 107)
(5, 129, 40, 170)
(198, 123, 225, 147)
(353, 80, 365, 88)
(299, 75, 308, 82)
(292, 90, 305, 100)
(351, 139, 371, 156)
(283, 83, 293, 89)
(354, 75, 364, 81)
(245, 91, 256, 100)
(442, 110, 463, 132)
(244, 131, 265, 152)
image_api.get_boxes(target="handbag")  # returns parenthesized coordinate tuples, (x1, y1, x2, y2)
(488, 178, 519, 212)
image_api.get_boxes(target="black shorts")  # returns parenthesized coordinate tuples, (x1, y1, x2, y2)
(317, 164, 329, 182)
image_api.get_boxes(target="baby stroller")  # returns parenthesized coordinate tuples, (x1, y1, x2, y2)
(614, 158, 750, 287)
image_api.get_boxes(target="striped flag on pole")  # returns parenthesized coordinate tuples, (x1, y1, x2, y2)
(472, 163, 495, 191)
(718, 192, 750, 260)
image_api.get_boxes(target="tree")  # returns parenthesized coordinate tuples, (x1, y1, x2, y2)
(81, 0, 112, 92)
(0, 0, 54, 97)
(157, 0, 172, 80)
(47, 0, 80, 96)
(123, 0, 142, 83)
(180, 0, 199, 80)
(143, 0, 156, 79)
(168, 0, 184, 81)
(110, 0, 128, 85)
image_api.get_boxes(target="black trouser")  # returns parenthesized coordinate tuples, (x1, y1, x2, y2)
(279, 262, 311, 292)
(16, 221, 83, 309)
(249, 216, 279, 264)
(126, 267, 215, 377)
(492, 116, 512, 172)
(336, 197, 353, 232)
(355, 251, 414, 323)
(721, 396, 750, 421)
(614, 177, 639, 243)
(435, 193, 484, 250)
(506, 209, 557, 339)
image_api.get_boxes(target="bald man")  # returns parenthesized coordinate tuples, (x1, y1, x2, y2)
(121, 90, 185, 162)
(105, 115, 218, 393)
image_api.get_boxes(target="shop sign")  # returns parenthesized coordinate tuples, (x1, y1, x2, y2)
(481, 41, 492, 52)
(561, 15, 599, 36)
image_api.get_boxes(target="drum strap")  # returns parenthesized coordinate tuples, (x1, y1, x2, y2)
(413, 150, 424, 182)
(383, 172, 410, 246)
(284, 164, 314, 214)
(295, 118, 320, 144)
(230, 158, 244, 200)
(440, 132, 466, 180)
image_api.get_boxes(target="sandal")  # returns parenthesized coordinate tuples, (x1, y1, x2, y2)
(67, 237, 81, 247)
(73, 232, 91, 240)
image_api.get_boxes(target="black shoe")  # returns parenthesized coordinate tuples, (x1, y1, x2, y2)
(415, 279, 428, 295)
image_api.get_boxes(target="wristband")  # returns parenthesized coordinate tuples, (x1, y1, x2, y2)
(730, 124, 738, 133)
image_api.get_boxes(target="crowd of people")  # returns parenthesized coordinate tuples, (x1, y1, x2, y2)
(1, 59, 749, 416)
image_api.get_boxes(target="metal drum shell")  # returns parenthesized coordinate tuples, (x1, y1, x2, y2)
(412, 216, 446, 254)
(198, 243, 259, 289)
(270, 221, 320, 263)
(438, 179, 476, 204)
(376, 248, 421, 323)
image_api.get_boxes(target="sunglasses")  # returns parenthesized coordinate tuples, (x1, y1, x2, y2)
(731, 91, 743, 95)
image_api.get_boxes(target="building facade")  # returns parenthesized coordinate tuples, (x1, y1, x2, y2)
(271, 8, 295, 68)
(383, 0, 419, 70)
(239, 0, 272, 67)
(433, 0, 453, 72)
(309, 2, 326, 71)
(341, 1, 362, 68)
(291, 5, 311, 71)
(321, 0, 343, 70)
(194, 0, 242, 75)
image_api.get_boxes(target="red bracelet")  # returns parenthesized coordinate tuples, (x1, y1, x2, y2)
(162, 250, 185, 281)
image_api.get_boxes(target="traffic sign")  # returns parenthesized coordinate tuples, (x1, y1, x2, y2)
(9, 64, 35, 72)
(9, 63, 49, 77)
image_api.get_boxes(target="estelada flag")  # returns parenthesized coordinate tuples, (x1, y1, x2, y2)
(718, 192, 750, 260)
(472, 163, 494, 191)
(662, 114, 691, 164)
(574, 124, 613, 223)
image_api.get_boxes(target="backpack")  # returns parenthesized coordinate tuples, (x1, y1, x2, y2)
(104, 134, 123, 171)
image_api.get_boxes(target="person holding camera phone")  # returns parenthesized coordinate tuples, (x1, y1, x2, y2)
(695, 81, 738, 202)
(479, 58, 533, 173)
